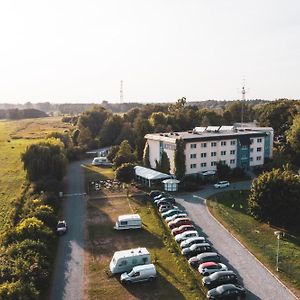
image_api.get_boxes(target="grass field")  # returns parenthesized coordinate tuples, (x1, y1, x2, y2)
(0, 117, 72, 233)
(85, 168, 207, 300)
(207, 191, 300, 298)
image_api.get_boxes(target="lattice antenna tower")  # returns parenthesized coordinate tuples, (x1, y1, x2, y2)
(241, 79, 246, 126)
(120, 80, 124, 103)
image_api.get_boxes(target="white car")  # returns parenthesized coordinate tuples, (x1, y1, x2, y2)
(165, 213, 188, 223)
(56, 220, 67, 235)
(180, 236, 206, 249)
(198, 261, 228, 276)
(214, 181, 230, 188)
(175, 230, 199, 243)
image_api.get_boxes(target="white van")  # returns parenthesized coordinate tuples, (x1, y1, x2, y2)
(120, 264, 156, 284)
(109, 247, 151, 274)
(92, 157, 112, 166)
(114, 214, 142, 230)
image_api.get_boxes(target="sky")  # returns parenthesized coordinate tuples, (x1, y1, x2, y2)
(0, 0, 300, 104)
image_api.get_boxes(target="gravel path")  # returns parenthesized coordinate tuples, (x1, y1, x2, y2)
(175, 181, 298, 300)
(50, 160, 88, 300)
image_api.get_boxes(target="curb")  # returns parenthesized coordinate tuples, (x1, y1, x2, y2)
(204, 196, 299, 300)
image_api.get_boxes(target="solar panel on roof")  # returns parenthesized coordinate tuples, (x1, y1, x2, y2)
(219, 126, 234, 131)
(193, 127, 207, 133)
(206, 126, 220, 131)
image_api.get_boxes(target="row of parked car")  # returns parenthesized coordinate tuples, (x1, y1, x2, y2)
(149, 190, 246, 300)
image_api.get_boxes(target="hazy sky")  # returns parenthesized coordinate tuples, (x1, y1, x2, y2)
(1, 0, 300, 103)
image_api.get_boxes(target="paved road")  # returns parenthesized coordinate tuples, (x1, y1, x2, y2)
(50, 160, 88, 300)
(175, 181, 298, 300)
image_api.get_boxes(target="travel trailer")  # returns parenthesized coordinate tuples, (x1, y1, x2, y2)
(92, 157, 112, 166)
(109, 247, 151, 274)
(114, 214, 142, 230)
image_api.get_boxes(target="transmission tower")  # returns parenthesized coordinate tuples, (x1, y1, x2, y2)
(241, 79, 246, 126)
(120, 80, 124, 103)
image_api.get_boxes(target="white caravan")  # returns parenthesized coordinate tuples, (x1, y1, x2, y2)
(92, 157, 112, 166)
(114, 214, 142, 230)
(109, 247, 151, 274)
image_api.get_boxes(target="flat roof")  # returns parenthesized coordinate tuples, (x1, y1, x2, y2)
(135, 166, 171, 180)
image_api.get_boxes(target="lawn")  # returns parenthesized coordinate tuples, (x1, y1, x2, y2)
(207, 190, 300, 298)
(85, 192, 206, 300)
(0, 117, 72, 233)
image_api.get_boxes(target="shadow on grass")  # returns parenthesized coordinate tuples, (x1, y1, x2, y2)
(121, 270, 187, 300)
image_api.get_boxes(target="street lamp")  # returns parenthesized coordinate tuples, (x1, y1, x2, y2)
(274, 231, 282, 272)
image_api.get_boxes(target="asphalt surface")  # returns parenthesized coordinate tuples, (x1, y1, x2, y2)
(50, 160, 88, 300)
(175, 181, 298, 300)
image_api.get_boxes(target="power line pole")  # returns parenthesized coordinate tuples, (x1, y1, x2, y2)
(241, 79, 246, 126)
(120, 80, 124, 103)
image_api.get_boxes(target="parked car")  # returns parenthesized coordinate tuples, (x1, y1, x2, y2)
(56, 220, 67, 235)
(180, 236, 206, 249)
(161, 208, 183, 219)
(149, 190, 162, 198)
(206, 284, 246, 299)
(198, 261, 228, 276)
(168, 217, 192, 230)
(175, 230, 199, 243)
(153, 193, 171, 201)
(156, 199, 176, 208)
(172, 224, 195, 236)
(120, 264, 156, 284)
(154, 197, 175, 206)
(202, 271, 238, 290)
(159, 204, 176, 213)
(214, 181, 230, 189)
(165, 213, 188, 223)
(188, 252, 221, 268)
(182, 243, 212, 258)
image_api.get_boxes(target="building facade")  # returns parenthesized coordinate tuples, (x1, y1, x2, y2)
(145, 126, 273, 176)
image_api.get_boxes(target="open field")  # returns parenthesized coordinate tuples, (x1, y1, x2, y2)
(0, 117, 72, 232)
(85, 191, 206, 300)
(207, 190, 300, 298)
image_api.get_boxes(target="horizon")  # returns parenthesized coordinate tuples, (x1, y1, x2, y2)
(1, 1, 300, 103)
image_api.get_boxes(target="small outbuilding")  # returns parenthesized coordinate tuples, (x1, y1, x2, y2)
(162, 178, 180, 192)
(134, 166, 171, 187)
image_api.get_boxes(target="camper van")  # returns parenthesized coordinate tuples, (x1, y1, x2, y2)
(92, 157, 112, 166)
(109, 247, 151, 274)
(120, 264, 156, 284)
(114, 214, 142, 230)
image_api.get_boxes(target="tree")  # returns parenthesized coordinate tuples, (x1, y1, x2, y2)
(115, 163, 135, 183)
(216, 161, 231, 180)
(142, 142, 151, 168)
(286, 114, 300, 165)
(174, 139, 186, 179)
(99, 115, 123, 146)
(149, 112, 167, 132)
(159, 151, 170, 174)
(46, 132, 72, 149)
(248, 166, 300, 229)
(113, 140, 136, 168)
(21, 138, 67, 181)
(107, 145, 120, 162)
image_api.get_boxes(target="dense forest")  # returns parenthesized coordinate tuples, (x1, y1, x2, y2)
(0, 108, 48, 120)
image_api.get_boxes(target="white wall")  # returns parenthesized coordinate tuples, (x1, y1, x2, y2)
(250, 137, 265, 167)
(147, 139, 160, 169)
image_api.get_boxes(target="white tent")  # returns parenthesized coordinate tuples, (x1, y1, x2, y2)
(134, 166, 171, 187)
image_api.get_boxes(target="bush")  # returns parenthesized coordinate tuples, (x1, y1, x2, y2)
(182, 181, 200, 192)
(231, 167, 246, 179)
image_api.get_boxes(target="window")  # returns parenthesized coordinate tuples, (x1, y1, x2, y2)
(211, 152, 216, 157)
(257, 138, 262, 143)
(211, 142, 217, 147)
(257, 156, 262, 161)
(201, 142, 207, 148)
(201, 162, 207, 167)
(220, 160, 226, 165)
(221, 141, 226, 146)
(221, 151, 226, 156)
(230, 140, 236, 146)
(201, 153, 207, 158)
(241, 145, 248, 150)
(120, 221, 128, 225)
(211, 161, 217, 167)
(257, 147, 262, 152)
(119, 260, 127, 266)
(250, 138, 254, 144)
(164, 143, 176, 150)
(190, 164, 197, 169)
(190, 153, 196, 159)
(230, 159, 235, 164)
(250, 148, 253, 152)
(190, 143, 197, 149)
(230, 150, 235, 155)
(250, 157, 253, 162)
(132, 271, 140, 277)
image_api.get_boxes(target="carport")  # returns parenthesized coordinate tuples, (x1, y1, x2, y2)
(134, 166, 171, 187)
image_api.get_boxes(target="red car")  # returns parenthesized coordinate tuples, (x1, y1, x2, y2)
(172, 224, 195, 236)
(168, 217, 192, 230)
